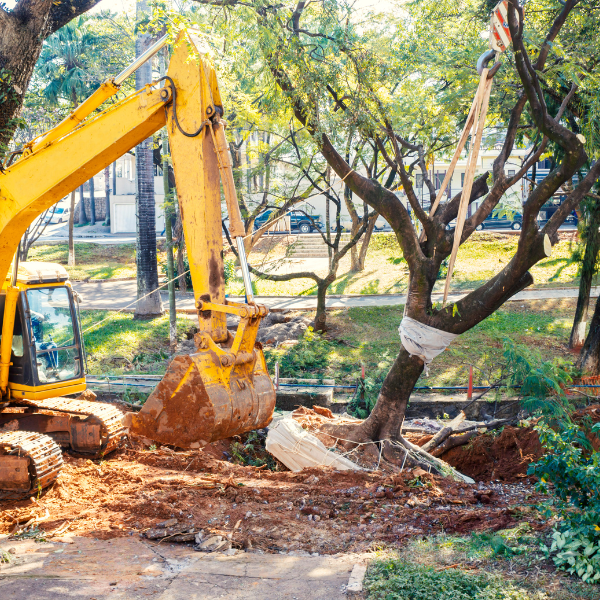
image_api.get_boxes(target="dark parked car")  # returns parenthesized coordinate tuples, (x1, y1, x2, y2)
(476, 212, 523, 231)
(254, 210, 324, 234)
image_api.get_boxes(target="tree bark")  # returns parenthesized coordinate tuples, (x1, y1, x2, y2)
(89, 177, 96, 226)
(0, 0, 104, 152)
(569, 198, 600, 349)
(104, 165, 111, 226)
(133, 0, 163, 319)
(78, 185, 87, 224)
(578, 293, 600, 375)
(68, 190, 76, 266)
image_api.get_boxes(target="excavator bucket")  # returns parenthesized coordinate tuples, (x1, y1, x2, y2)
(127, 31, 276, 447)
(127, 336, 275, 448)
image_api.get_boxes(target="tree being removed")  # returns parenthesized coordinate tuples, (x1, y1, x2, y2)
(190, 0, 600, 465)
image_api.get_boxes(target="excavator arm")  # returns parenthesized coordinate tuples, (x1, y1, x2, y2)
(0, 30, 275, 447)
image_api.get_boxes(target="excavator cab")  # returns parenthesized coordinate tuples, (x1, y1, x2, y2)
(0, 263, 86, 402)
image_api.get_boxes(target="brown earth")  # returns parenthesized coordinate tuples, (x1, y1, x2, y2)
(0, 433, 545, 554)
(440, 426, 544, 482)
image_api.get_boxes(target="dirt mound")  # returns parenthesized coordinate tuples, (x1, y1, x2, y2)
(0, 437, 544, 553)
(441, 426, 543, 482)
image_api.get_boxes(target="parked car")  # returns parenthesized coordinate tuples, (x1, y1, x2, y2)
(44, 206, 71, 224)
(476, 212, 523, 231)
(253, 210, 325, 234)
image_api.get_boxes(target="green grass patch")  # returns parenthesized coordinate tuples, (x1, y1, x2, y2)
(229, 232, 584, 297)
(365, 530, 597, 600)
(263, 299, 576, 409)
(79, 310, 193, 375)
(28, 243, 136, 280)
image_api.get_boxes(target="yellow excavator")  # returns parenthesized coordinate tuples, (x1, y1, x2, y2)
(0, 30, 276, 498)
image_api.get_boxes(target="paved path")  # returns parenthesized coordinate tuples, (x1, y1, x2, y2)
(0, 535, 364, 599)
(71, 279, 596, 312)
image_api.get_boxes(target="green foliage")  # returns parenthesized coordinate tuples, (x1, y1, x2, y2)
(264, 327, 333, 377)
(501, 339, 575, 419)
(364, 556, 541, 599)
(347, 350, 395, 418)
(229, 430, 280, 470)
(529, 420, 600, 583)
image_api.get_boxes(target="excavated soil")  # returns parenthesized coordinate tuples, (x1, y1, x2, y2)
(0, 434, 545, 554)
(6, 404, 593, 552)
(440, 426, 544, 482)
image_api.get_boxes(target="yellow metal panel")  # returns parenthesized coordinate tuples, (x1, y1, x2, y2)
(9, 379, 87, 400)
(0, 286, 19, 394)
(167, 30, 227, 342)
(0, 86, 170, 286)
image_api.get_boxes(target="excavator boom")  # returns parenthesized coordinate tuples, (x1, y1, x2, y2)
(0, 30, 275, 461)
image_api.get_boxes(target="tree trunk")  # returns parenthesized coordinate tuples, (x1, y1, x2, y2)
(361, 348, 424, 442)
(104, 165, 111, 226)
(569, 200, 600, 349)
(68, 190, 76, 266)
(313, 280, 330, 332)
(0, 0, 105, 152)
(578, 293, 600, 374)
(89, 177, 96, 226)
(356, 214, 378, 271)
(133, 0, 163, 319)
(78, 185, 87, 224)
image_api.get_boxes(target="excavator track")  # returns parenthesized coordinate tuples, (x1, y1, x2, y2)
(0, 431, 63, 500)
(17, 398, 126, 457)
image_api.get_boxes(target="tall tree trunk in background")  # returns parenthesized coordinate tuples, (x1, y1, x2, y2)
(104, 165, 111, 226)
(78, 185, 87, 224)
(578, 293, 600, 374)
(68, 190, 76, 266)
(133, 0, 163, 319)
(570, 201, 600, 349)
(89, 177, 96, 226)
(356, 214, 378, 271)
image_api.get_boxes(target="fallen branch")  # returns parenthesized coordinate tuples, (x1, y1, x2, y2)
(421, 412, 466, 453)
(431, 431, 478, 457)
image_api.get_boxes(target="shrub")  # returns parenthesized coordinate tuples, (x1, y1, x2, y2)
(364, 556, 542, 599)
(529, 420, 600, 583)
(264, 327, 333, 377)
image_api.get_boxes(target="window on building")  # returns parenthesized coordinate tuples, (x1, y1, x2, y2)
(461, 173, 465, 187)
(435, 171, 446, 190)
(508, 169, 515, 177)
(416, 174, 423, 190)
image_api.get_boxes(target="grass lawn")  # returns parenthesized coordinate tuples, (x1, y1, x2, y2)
(79, 310, 193, 375)
(262, 298, 578, 397)
(28, 243, 136, 280)
(29, 233, 583, 295)
(226, 232, 584, 297)
(79, 299, 579, 396)
(364, 529, 597, 599)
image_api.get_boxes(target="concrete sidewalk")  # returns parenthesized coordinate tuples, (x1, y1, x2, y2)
(0, 535, 365, 600)
(71, 279, 598, 312)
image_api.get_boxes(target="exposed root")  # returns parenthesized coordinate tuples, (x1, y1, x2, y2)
(318, 418, 472, 482)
